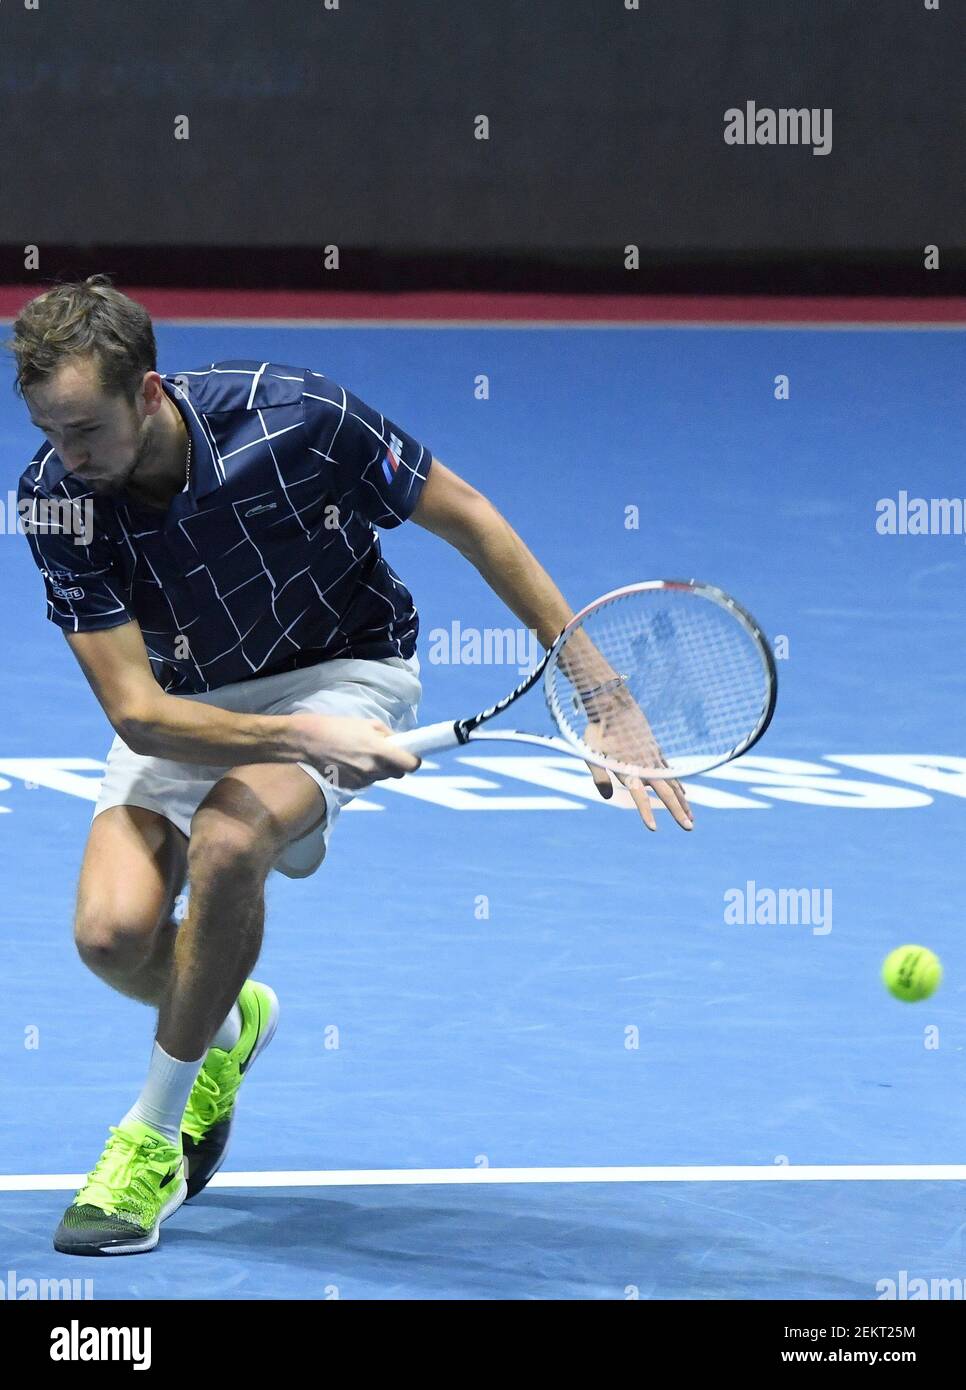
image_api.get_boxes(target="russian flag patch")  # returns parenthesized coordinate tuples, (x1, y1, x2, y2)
(381, 433, 405, 484)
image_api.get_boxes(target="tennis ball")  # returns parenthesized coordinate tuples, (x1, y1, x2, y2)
(882, 945, 942, 1002)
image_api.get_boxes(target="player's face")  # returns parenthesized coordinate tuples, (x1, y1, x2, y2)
(25, 358, 152, 497)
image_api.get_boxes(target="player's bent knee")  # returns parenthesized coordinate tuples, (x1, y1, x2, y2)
(73, 908, 160, 975)
(186, 819, 278, 884)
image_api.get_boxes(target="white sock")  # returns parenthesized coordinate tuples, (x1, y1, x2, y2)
(121, 1042, 205, 1145)
(211, 1002, 243, 1052)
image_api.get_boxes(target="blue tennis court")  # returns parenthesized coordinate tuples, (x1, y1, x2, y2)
(1, 316, 964, 1299)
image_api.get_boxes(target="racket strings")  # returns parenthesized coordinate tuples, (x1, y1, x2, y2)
(547, 589, 771, 776)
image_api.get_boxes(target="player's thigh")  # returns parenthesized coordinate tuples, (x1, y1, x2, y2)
(189, 763, 326, 874)
(75, 805, 189, 955)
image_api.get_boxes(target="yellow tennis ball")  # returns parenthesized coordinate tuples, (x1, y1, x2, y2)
(882, 945, 942, 1002)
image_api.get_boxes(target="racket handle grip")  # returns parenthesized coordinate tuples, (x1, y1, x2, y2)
(389, 721, 462, 756)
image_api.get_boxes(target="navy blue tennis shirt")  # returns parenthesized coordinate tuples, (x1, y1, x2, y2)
(18, 361, 434, 693)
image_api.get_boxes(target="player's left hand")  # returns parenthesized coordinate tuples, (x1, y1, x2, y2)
(583, 710, 693, 833)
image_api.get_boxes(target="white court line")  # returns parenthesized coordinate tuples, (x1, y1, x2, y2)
(3, 1163, 966, 1193)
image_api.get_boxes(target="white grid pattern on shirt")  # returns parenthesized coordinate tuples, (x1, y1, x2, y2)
(18, 361, 430, 692)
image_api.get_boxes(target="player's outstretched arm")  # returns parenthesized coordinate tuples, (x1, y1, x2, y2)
(410, 459, 692, 831)
(62, 622, 418, 788)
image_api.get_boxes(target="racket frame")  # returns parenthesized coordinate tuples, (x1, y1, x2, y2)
(394, 579, 778, 776)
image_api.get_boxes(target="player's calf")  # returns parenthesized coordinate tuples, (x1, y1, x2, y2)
(156, 816, 277, 1062)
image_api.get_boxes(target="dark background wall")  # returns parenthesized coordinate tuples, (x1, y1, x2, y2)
(0, 0, 961, 290)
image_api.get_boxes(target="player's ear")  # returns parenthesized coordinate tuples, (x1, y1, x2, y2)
(137, 371, 166, 418)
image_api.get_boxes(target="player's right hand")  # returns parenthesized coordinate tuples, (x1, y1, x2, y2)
(295, 714, 421, 790)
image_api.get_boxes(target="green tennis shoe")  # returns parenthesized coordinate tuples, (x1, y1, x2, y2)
(181, 979, 279, 1200)
(53, 1120, 186, 1256)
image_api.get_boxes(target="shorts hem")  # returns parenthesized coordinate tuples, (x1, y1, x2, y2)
(91, 795, 190, 843)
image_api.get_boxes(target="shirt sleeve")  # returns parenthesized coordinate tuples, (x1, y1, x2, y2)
(302, 373, 434, 529)
(18, 470, 134, 633)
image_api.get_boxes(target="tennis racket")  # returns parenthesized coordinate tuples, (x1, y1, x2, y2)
(390, 579, 777, 781)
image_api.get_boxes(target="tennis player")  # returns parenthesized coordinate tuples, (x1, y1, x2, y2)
(9, 276, 692, 1257)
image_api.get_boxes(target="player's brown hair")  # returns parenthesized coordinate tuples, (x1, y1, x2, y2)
(4, 274, 157, 402)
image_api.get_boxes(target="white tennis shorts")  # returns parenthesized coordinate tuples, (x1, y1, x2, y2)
(91, 654, 422, 879)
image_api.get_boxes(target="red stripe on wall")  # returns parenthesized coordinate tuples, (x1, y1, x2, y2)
(2, 287, 965, 323)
